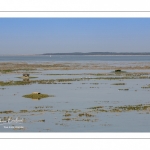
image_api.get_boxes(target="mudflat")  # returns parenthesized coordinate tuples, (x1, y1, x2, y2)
(0, 62, 150, 72)
(0, 61, 150, 132)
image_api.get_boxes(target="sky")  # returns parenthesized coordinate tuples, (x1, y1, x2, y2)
(0, 18, 150, 55)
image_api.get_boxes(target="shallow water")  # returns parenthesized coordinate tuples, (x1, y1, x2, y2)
(0, 70, 150, 132)
(1, 55, 150, 62)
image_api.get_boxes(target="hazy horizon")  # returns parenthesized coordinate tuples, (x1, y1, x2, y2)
(1, 18, 150, 55)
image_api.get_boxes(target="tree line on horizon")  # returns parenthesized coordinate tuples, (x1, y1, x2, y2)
(42, 52, 150, 55)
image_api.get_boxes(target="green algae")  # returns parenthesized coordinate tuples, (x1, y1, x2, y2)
(0, 110, 14, 114)
(90, 83, 99, 85)
(112, 83, 125, 85)
(64, 113, 71, 117)
(2, 70, 13, 73)
(112, 104, 150, 112)
(22, 93, 54, 99)
(46, 74, 81, 75)
(88, 106, 103, 109)
(16, 76, 38, 79)
(1, 69, 36, 74)
(0, 80, 35, 86)
(38, 120, 45, 122)
(141, 86, 150, 88)
(20, 110, 28, 113)
(1, 74, 150, 87)
(87, 103, 150, 113)
(118, 89, 129, 91)
(62, 118, 71, 120)
(78, 113, 94, 117)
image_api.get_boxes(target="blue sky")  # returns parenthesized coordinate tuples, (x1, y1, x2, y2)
(0, 18, 150, 54)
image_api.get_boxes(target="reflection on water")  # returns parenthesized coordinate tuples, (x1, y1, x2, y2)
(32, 98, 40, 100)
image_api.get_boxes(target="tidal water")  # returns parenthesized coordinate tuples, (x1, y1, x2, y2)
(0, 69, 150, 132)
(0, 55, 150, 63)
(0, 56, 150, 132)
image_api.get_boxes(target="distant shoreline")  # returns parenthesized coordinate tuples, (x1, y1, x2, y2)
(1, 55, 150, 56)
(1, 52, 150, 56)
(42, 52, 150, 56)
